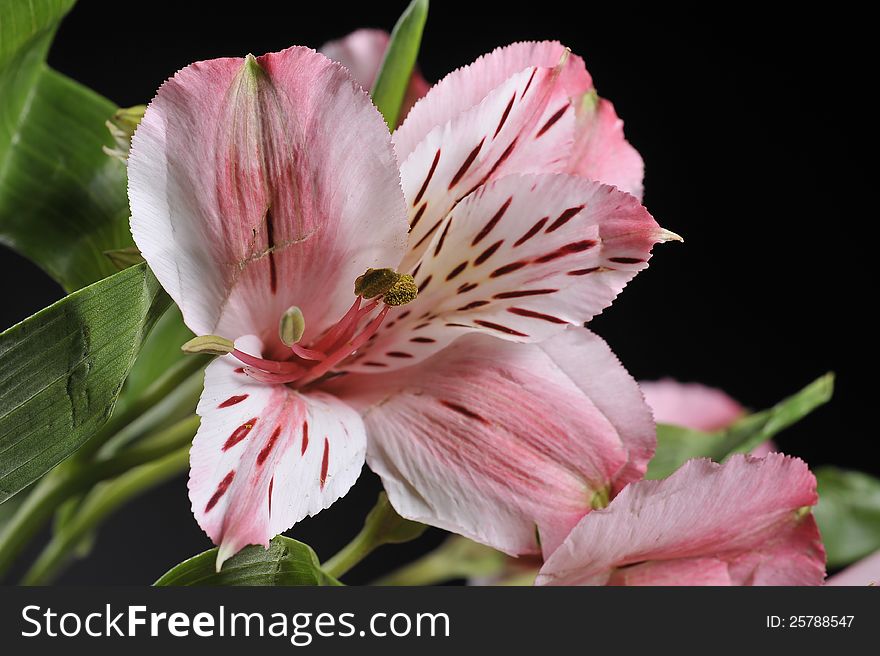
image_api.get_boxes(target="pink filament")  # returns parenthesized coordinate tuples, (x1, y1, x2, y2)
(232, 299, 389, 387)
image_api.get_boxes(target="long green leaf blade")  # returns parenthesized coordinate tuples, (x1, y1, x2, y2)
(1, 0, 133, 291)
(646, 373, 834, 479)
(154, 536, 342, 586)
(0, 263, 169, 502)
(814, 467, 880, 568)
(370, 0, 428, 128)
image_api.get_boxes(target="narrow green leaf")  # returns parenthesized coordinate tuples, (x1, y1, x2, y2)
(814, 467, 880, 568)
(0, 263, 170, 503)
(370, 0, 428, 128)
(154, 536, 342, 586)
(646, 373, 834, 479)
(1, 0, 133, 292)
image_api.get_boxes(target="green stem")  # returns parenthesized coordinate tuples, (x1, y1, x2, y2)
(322, 492, 426, 579)
(372, 550, 454, 586)
(74, 354, 207, 462)
(22, 446, 190, 585)
(0, 414, 199, 580)
(322, 527, 381, 579)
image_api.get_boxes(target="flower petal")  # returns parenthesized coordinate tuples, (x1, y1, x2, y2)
(825, 550, 880, 586)
(396, 53, 590, 271)
(640, 379, 745, 432)
(332, 329, 652, 557)
(129, 47, 408, 346)
(566, 96, 644, 199)
(394, 41, 590, 162)
(190, 336, 366, 567)
(319, 28, 429, 124)
(346, 173, 663, 372)
(536, 454, 826, 586)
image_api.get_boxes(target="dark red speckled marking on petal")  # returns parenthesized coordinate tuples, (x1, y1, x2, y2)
(418, 275, 432, 293)
(414, 149, 441, 206)
(218, 394, 249, 408)
(521, 68, 537, 98)
(413, 219, 442, 249)
(457, 282, 479, 294)
(413, 321, 432, 330)
(609, 257, 645, 264)
(545, 205, 585, 233)
(458, 300, 490, 311)
(268, 476, 274, 516)
(205, 470, 235, 513)
(434, 220, 452, 257)
(223, 418, 258, 451)
(515, 216, 548, 247)
(535, 104, 569, 139)
(440, 400, 489, 424)
(568, 267, 600, 276)
(387, 351, 414, 359)
(301, 421, 309, 455)
(474, 240, 503, 266)
(266, 207, 278, 294)
(508, 307, 567, 323)
(411, 203, 427, 231)
(472, 197, 512, 246)
(320, 439, 330, 490)
(494, 289, 557, 299)
(364, 361, 389, 367)
(233, 367, 246, 374)
(449, 138, 485, 189)
(410, 337, 436, 343)
(535, 240, 597, 263)
(257, 426, 281, 466)
(474, 320, 528, 336)
(494, 93, 516, 138)
(491, 261, 528, 277)
(446, 261, 468, 281)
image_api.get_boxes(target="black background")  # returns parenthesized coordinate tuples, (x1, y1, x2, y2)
(0, 2, 871, 584)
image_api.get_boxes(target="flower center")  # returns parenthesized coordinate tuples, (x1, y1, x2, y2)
(181, 269, 416, 389)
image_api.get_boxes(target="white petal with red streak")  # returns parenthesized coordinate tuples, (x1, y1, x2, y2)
(397, 61, 584, 272)
(346, 173, 662, 372)
(536, 454, 826, 586)
(190, 335, 366, 568)
(394, 41, 590, 161)
(129, 47, 407, 346)
(334, 330, 652, 557)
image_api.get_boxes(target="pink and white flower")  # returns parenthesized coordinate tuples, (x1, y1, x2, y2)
(536, 454, 826, 585)
(128, 43, 671, 566)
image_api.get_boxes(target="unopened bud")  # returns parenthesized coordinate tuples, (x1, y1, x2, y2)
(103, 246, 144, 271)
(103, 105, 146, 163)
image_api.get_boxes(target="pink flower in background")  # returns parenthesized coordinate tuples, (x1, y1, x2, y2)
(128, 44, 672, 565)
(641, 379, 775, 456)
(536, 454, 826, 586)
(320, 29, 430, 126)
(825, 551, 880, 586)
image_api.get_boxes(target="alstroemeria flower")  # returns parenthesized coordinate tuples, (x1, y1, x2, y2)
(129, 43, 670, 566)
(536, 454, 826, 585)
(320, 29, 430, 125)
(641, 379, 775, 456)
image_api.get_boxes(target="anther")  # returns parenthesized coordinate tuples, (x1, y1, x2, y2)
(279, 306, 306, 346)
(181, 335, 235, 355)
(383, 274, 418, 307)
(354, 268, 400, 299)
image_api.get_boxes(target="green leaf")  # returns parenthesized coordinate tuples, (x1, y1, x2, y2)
(814, 467, 880, 568)
(0, 263, 169, 503)
(646, 373, 834, 479)
(154, 536, 342, 586)
(370, 0, 428, 128)
(1, 0, 133, 292)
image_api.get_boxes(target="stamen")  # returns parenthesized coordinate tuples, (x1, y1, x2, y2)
(232, 348, 303, 374)
(312, 297, 362, 353)
(181, 334, 234, 355)
(290, 344, 326, 361)
(279, 305, 306, 346)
